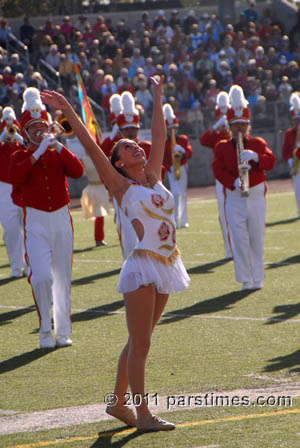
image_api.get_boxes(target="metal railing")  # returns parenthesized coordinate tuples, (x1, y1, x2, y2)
(38, 59, 61, 89)
(7, 32, 29, 65)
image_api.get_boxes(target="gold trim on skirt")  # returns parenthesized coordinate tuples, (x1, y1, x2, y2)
(131, 248, 180, 266)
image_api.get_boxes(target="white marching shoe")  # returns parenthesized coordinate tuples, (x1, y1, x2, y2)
(40, 331, 55, 349)
(241, 282, 252, 291)
(56, 336, 72, 347)
(252, 281, 263, 290)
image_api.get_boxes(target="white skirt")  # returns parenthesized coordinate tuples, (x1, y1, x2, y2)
(81, 184, 110, 219)
(117, 251, 190, 294)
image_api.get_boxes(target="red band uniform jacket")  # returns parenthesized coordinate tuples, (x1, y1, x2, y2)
(9, 145, 84, 212)
(163, 134, 192, 172)
(212, 136, 276, 190)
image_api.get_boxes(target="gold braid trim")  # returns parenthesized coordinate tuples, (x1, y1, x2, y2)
(88, 181, 103, 185)
(140, 201, 175, 230)
(131, 248, 180, 266)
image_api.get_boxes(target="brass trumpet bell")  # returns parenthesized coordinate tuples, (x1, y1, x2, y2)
(56, 113, 73, 136)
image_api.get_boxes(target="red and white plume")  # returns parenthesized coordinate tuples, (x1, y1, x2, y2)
(109, 93, 122, 125)
(215, 91, 230, 119)
(227, 85, 250, 124)
(290, 92, 300, 119)
(163, 103, 178, 128)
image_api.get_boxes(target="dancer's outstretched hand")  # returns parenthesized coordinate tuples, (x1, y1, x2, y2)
(40, 90, 70, 111)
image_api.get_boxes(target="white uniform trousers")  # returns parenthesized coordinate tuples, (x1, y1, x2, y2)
(113, 197, 138, 260)
(216, 180, 232, 258)
(292, 169, 300, 217)
(167, 164, 188, 228)
(0, 181, 26, 276)
(24, 205, 73, 337)
(225, 182, 266, 284)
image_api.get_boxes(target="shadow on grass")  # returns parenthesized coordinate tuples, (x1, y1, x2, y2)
(266, 254, 300, 270)
(265, 302, 300, 325)
(0, 276, 25, 286)
(266, 217, 299, 227)
(72, 300, 124, 322)
(263, 349, 300, 373)
(187, 257, 232, 275)
(90, 427, 144, 447)
(72, 268, 121, 286)
(73, 244, 120, 254)
(0, 305, 35, 325)
(0, 262, 10, 269)
(0, 348, 55, 375)
(160, 290, 253, 325)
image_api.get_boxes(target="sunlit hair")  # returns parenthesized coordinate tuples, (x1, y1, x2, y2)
(110, 138, 130, 178)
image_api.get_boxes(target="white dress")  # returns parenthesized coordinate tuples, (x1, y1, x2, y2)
(117, 181, 190, 294)
(80, 155, 110, 218)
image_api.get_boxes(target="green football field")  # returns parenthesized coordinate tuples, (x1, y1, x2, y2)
(1, 185, 300, 447)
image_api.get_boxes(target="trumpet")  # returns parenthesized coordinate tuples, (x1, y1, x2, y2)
(237, 131, 249, 197)
(36, 120, 68, 139)
(56, 113, 73, 136)
(170, 127, 181, 180)
(6, 123, 18, 140)
(291, 125, 300, 176)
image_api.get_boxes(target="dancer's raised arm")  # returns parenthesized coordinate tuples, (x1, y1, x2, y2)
(144, 75, 166, 181)
(40, 90, 129, 203)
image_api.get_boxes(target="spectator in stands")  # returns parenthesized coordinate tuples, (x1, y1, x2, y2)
(46, 44, 61, 70)
(252, 94, 274, 128)
(129, 48, 145, 76)
(135, 74, 153, 119)
(100, 74, 117, 112)
(203, 78, 220, 106)
(188, 23, 203, 51)
(0, 17, 11, 49)
(182, 10, 198, 35)
(243, 1, 259, 24)
(92, 15, 106, 35)
(117, 76, 134, 95)
(102, 34, 118, 59)
(143, 57, 156, 79)
(2, 66, 14, 87)
(278, 75, 293, 105)
(76, 15, 89, 34)
(169, 10, 181, 29)
(10, 53, 24, 75)
(39, 34, 53, 59)
(42, 19, 56, 39)
(152, 10, 167, 30)
(82, 24, 95, 47)
(19, 16, 35, 53)
(32, 71, 48, 91)
(5, 89, 22, 116)
(12, 72, 27, 96)
(60, 16, 73, 43)
(58, 53, 74, 95)
(78, 51, 90, 71)
(0, 74, 7, 102)
(234, 12, 249, 34)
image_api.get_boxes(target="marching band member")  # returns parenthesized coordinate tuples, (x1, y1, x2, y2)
(162, 103, 192, 228)
(9, 87, 84, 349)
(212, 85, 276, 290)
(199, 91, 232, 259)
(0, 106, 27, 278)
(282, 92, 300, 217)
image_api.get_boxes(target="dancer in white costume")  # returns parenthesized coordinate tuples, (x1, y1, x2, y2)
(41, 75, 190, 432)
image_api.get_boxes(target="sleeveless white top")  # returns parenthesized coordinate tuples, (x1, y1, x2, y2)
(121, 181, 178, 263)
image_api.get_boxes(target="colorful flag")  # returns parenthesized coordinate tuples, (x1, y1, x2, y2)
(74, 63, 102, 143)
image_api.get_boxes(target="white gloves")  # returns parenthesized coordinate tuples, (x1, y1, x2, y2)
(288, 158, 294, 169)
(14, 133, 24, 145)
(212, 115, 228, 131)
(240, 149, 258, 163)
(109, 123, 119, 140)
(174, 144, 185, 155)
(233, 177, 240, 190)
(0, 127, 8, 143)
(32, 134, 58, 160)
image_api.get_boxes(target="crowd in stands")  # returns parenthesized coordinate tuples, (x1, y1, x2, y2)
(0, 2, 300, 131)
